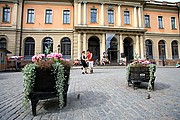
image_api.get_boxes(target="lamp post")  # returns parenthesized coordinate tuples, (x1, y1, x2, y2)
(161, 47, 165, 66)
(57, 44, 61, 53)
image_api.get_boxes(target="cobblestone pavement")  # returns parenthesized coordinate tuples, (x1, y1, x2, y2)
(0, 67, 180, 120)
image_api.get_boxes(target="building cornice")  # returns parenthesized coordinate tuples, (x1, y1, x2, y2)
(145, 32, 180, 37)
(74, 25, 147, 33)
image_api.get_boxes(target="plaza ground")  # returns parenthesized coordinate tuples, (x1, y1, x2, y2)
(0, 66, 180, 120)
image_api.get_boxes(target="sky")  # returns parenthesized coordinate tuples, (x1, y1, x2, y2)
(155, 0, 180, 2)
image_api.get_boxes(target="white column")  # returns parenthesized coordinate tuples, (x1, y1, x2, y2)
(140, 35, 144, 59)
(78, 33, 81, 59)
(12, 2, 18, 27)
(83, 33, 87, 51)
(138, 6, 142, 28)
(117, 4, 122, 27)
(135, 35, 140, 56)
(78, 2, 82, 25)
(101, 3, 104, 26)
(83, 2, 87, 25)
(134, 6, 137, 28)
(120, 34, 124, 57)
(101, 33, 106, 61)
(179, 43, 180, 59)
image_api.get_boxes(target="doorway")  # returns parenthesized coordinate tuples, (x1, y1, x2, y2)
(124, 37, 134, 64)
(88, 36, 100, 61)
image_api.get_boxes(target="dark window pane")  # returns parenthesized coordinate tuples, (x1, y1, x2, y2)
(3, 7, 10, 22)
(91, 9, 97, 23)
(108, 10, 114, 24)
(124, 11, 130, 24)
(27, 9, 34, 23)
(45, 10, 52, 23)
(43, 38, 53, 53)
(63, 10, 70, 24)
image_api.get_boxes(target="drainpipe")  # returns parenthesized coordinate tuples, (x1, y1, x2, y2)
(178, 3, 180, 40)
(19, 0, 24, 56)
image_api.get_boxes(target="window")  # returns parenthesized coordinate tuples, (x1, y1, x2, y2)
(158, 40, 166, 60)
(171, 17, 176, 29)
(43, 37, 53, 53)
(63, 10, 70, 24)
(3, 7, 10, 22)
(171, 41, 179, 59)
(158, 16, 163, 29)
(145, 40, 153, 59)
(0, 38, 7, 49)
(45, 9, 52, 24)
(24, 38, 35, 59)
(108, 10, 114, 24)
(61, 37, 71, 59)
(27, 9, 34, 23)
(90, 9, 97, 23)
(144, 15, 150, 28)
(124, 11, 130, 24)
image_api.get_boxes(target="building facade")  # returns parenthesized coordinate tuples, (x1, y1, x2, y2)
(0, 0, 180, 65)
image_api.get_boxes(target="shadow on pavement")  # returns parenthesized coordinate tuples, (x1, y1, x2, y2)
(41, 91, 109, 112)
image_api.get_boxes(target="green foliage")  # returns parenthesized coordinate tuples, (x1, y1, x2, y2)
(22, 63, 36, 109)
(52, 62, 66, 108)
(147, 64, 156, 91)
(22, 62, 68, 109)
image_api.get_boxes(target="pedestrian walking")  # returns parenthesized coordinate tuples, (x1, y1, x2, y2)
(87, 49, 93, 74)
(81, 51, 88, 74)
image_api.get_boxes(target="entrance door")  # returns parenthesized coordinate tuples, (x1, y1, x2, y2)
(88, 36, 100, 61)
(108, 37, 118, 62)
(124, 37, 134, 64)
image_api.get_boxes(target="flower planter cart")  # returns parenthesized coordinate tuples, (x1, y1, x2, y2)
(29, 67, 70, 116)
(23, 62, 71, 116)
(126, 64, 156, 90)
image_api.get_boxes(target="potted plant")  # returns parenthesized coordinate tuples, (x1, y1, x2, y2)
(126, 57, 156, 91)
(22, 53, 72, 116)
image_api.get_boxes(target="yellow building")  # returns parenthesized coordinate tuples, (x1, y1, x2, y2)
(0, 0, 180, 65)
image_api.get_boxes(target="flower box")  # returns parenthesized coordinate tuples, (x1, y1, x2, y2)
(22, 52, 72, 116)
(126, 63, 156, 91)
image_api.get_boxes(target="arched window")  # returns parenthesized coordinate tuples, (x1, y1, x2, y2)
(43, 37, 53, 54)
(145, 40, 153, 59)
(0, 38, 7, 49)
(61, 37, 71, 59)
(24, 38, 35, 59)
(171, 40, 179, 59)
(158, 40, 166, 60)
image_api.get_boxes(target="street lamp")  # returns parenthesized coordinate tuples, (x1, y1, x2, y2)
(161, 47, 165, 66)
(57, 44, 61, 53)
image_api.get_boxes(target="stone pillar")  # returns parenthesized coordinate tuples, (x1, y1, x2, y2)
(100, 33, 106, 61)
(83, 2, 87, 25)
(83, 33, 87, 51)
(117, 4, 122, 27)
(134, 6, 137, 28)
(12, 2, 18, 27)
(101, 3, 104, 26)
(135, 35, 140, 56)
(138, 6, 142, 28)
(179, 42, 180, 59)
(78, 2, 82, 25)
(119, 34, 124, 58)
(140, 35, 144, 59)
(78, 33, 81, 59)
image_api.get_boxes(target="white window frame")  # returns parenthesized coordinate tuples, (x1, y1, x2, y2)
(170, 16, 176, 29)
(62, 9, 70, 24)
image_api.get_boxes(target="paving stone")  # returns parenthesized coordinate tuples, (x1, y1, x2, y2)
(0, 67, 180, 120)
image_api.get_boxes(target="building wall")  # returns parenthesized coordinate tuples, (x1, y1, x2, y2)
(0, 0, 180, 65)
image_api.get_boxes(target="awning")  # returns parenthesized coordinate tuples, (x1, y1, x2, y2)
(0, 48, 12, 54)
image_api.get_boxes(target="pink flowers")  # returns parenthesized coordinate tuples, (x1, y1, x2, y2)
(31, 53, 72, 69)
(32, 53, 63, 62)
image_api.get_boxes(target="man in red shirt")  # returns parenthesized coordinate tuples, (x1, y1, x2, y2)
(87, 49, 93, 74)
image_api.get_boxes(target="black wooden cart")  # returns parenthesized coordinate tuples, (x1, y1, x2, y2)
(127, 66, 156, 90)
(28, 67, 70, 116)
